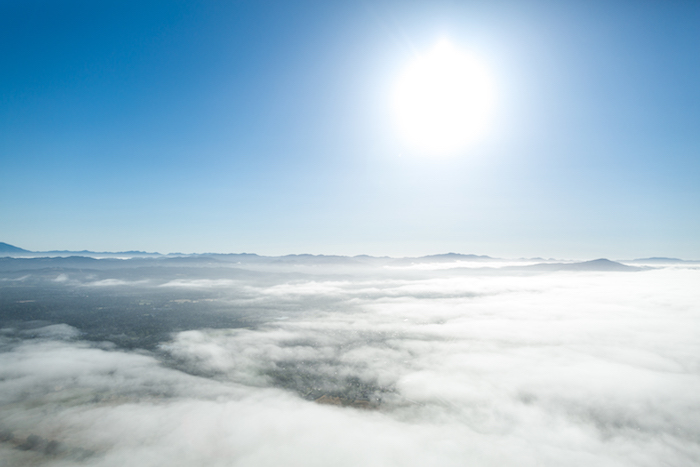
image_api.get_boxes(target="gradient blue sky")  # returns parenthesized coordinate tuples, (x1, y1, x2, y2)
(1, 0, 699, 258)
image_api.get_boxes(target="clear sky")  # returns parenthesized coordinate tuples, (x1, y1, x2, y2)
(1, 0, 699, 259)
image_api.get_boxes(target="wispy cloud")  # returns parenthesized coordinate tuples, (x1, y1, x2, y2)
(84, 279, 152, 287)
(159, 279, 238, 288)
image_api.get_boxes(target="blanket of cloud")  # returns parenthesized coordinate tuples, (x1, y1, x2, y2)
(1, 254, 699, 466)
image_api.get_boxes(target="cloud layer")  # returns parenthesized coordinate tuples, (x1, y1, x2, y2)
(1, 260, 699, 466)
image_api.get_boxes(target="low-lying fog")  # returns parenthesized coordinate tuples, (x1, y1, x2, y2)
(1, 254, 698, 466)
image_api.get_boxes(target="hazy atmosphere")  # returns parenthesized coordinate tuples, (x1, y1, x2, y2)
(2, 0, 700, 466)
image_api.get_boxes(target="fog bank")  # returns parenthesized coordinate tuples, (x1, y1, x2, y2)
(1, 257, 698, 466)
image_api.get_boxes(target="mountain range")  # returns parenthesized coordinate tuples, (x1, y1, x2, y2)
(1, 242, 696, 269)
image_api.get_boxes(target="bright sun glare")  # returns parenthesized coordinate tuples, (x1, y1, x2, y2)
(393, 39, 495, 155)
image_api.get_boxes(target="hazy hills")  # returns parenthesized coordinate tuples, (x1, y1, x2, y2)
(0, 242, 643, 274)
(0, 242, 30, 253)
(0, 242, 160, 257)
(2, 242, 697, 273)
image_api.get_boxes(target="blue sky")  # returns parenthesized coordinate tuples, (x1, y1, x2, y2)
(1, 0, 699, 258)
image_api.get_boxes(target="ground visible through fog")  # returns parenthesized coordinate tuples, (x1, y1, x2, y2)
(1, 254, 699, 466)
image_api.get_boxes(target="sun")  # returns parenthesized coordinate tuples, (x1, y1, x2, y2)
(393, 39, 495, 155)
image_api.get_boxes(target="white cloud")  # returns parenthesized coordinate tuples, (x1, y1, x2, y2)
(159, 279, 238, 288)
(84, 279, 151, 287)
(1, 266, 699, 466)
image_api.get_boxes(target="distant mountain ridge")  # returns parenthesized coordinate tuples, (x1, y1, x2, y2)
(1, 242, 696, 265)
(0, 242, 162, 257)
(0, 243, 496, 261)
(521, 258, 641, 272)
(0, 242, 31, 253)
(628, 257, 689, 263)
(45, 249, 159, 255)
